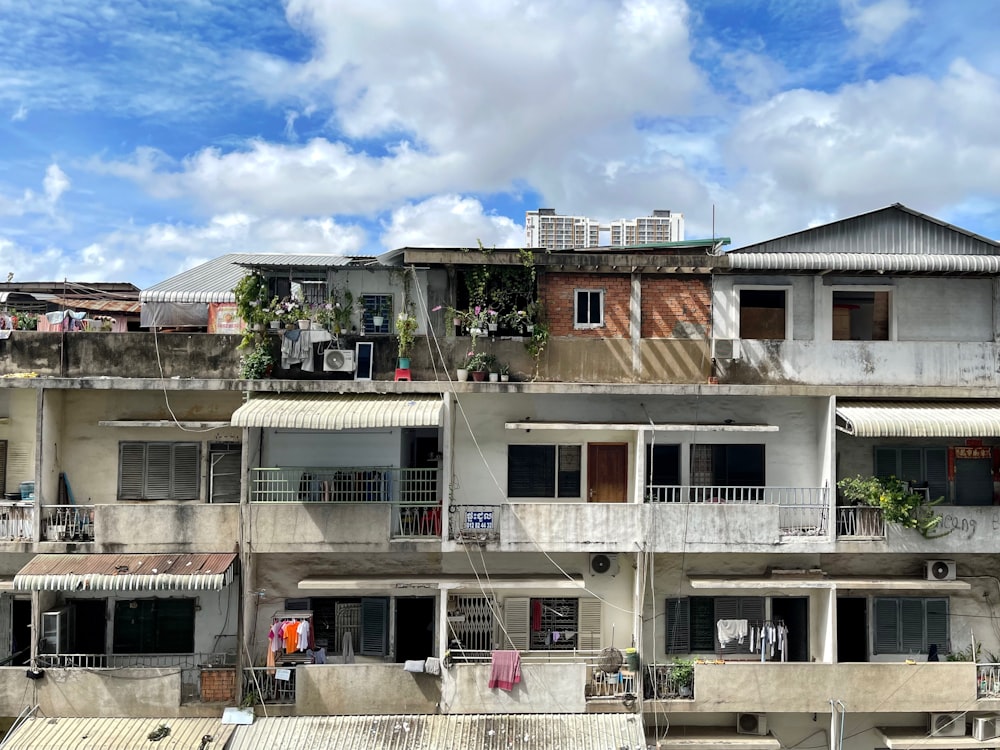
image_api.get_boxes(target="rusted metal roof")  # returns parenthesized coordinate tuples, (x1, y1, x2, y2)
(1, 717, 234, 749)
(231, 394, 444, 430)
(14, 553, 238, 592)
(47, 297, 142, 314)
(226, 714, 646, 750)
(836, 401, 1000, 438)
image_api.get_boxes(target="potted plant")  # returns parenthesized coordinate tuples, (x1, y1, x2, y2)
(396, 310, 418, 368)
(238, 342, 275, 379)
(466, 352, 492, 382)
(498, 361, 510, 382)
(233, 272, 270, 330)
(670, 658, 694, 698)
(837, 475, 947, 538)
(371, 298, 390, 329)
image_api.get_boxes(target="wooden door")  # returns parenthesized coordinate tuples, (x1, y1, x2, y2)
(587, 443, 627, 503)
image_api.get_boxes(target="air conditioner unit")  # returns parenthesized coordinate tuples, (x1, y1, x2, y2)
(711, 338, 741, 360)
(589, 553, 619, 577)
(737, 713, 767, 736)
(323, 349, 356, 373)
(926, 559, 957, 581)
(973, 715, 1000, 741)
(929, 712, 966, 737)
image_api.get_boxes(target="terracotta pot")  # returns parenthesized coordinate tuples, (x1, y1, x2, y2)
(471, 370, 487, 382)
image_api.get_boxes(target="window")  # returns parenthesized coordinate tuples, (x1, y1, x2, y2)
(646, 444, 680, 501)
(507, 445, 581, 498)
(874, 447, 947, 501)
(665, 596, 765, 655)
(361, 294, 392, 335)
(119, 442, 200, 501)
(574, 289, 604, 328)
(874, 597, 948, 655)
(209, 442, 241, 504)
(690, 444, 765, 487)
(739, 289, 787, 339)
(0, 440, 6, 494)
(113, 598, 195, 653)
(501, 596, 601, 651)
(832, 290, 890, 341)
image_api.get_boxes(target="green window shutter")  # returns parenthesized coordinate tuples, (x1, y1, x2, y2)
(577, 598, 602, 650)
(690, 597, 716, 651)
(153, 599, 196, 653)
(899, 598, 925, 652)
(502, 597, 530, 651)
(508, 446, 556, 497)
(145, 444, 172, 499)
(874, 448, 897, 480)
(360, 597, 388, 656)
(665, 598, 690, 654)
(874, 598, 899, 654)
(926, 598, 949, 654)
(925, 449, 948, 501)
(171, 443, 200, 500)
(714, 597, 741, 655)
(899, 449, 923, 484)
(119, 443, 147, 499)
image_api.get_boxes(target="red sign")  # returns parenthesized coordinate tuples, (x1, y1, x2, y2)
(955, 446, 991, 460)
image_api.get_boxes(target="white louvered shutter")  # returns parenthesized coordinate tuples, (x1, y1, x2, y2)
(501, 597, 530, 651)
(577, 598, 603, 650)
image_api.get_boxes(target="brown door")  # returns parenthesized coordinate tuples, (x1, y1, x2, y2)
(587, 443, 628, 503)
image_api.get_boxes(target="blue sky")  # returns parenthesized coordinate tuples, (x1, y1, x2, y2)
(1, 0, 999, 288)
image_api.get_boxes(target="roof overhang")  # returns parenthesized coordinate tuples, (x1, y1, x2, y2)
(98, 420, 230, 429)
(231, 394, 444, 430)
(2, 717, 234, 750)
(655, 727, 783, 750)
(836, 402, 1000, 437)
(688, 575, 972, 592)
(505, 421, 778, 432)
(299, 576, 586, 591)
(728, 253, 1000, 274)
(14, 553, 238, 592)
(877, 726, 1000, 749)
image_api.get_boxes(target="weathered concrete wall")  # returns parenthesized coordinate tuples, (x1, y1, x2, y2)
(296, 664, 441, 715)
(248, 503, 397, 553)
(441, 663, 587, 713)
(502, 503, 644, 551)
(96, 503, 240, 552)
(0, 667, 183, 717)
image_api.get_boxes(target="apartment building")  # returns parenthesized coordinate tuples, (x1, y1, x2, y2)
(526, 207, 684, 249)
(0, 204, 999, 749)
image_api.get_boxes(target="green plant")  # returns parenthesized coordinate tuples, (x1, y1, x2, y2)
(837, 475, 947, 538)
(233, 272, 270, 327)
(238, 343, 275, 379)
(670, 658, 694, 688)
(396, 310, 418, 358)
(498, 361, 510, 376)
(466, 351, 494, 372)
(14, 312, 38, 330)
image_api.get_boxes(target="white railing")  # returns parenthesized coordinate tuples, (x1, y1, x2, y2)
(243, 666, 297, 705)
(447, 648, 606, 665)
(449, 505, 502, 542)
(978, 663, 1000, 698)
(251, 466, 438, 504)
(646, 486, 829, 536)
(42, 505, 95, 542)
(36, 652, 233, 669)
(647, 662, 695, 700)
(0, 503, 32, 541)
(836, 505, 886, 538)
(391, 502, 442, 538)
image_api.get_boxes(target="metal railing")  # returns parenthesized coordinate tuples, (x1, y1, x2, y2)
(978, 664, 1000, 699)
(391, 502, 442, 538)
(243, 666, 297, 705)
(646, 662, 695, 700)
(41, 505, 95, 542)
(36, 652, 234, 669)
(250, 466, 438, 504)
(836, 505, 886, 539)
(449, 505, 502, 542)
(447, 648, 607, 665)
(0, 504, 32, 541)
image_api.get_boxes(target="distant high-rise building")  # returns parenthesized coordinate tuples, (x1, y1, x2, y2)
(525, 208, 684, 249)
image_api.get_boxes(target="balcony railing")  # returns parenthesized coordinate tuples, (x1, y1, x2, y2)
(979, 664, 1000, 698)
(41, 505, 95, 542)
(250, 466, 439, 504)
(836, 505, 886, 539)
(646, 662, 695, 700)
(243, 666, 297, 705)
(450, 505, 502, 543)
(36, 652, 233, 669)
(646, 486, 829, 537)
(0, 503, 32, 541)
(391, 502, 441, 538)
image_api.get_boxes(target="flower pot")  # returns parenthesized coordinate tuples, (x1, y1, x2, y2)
(251, 323, 264, 332)
(487, 323, 498, 332)
(526, 324, 535, 333)
(297, 319, 311, 330)
(469, 327, 484, 337)
(456, 368, 469, 382)
(489, 372, 499, 382)
(500, 374, 509, 382)
(269, 320, 281, 330)
(471, 370, 487, 382)
(398, 357, 411, 369)
(372, 315, 384, 328)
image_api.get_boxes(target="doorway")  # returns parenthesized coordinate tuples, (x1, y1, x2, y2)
(837, 597, 868, 662)
(955, 458, 993, 505)
(12, 599, 30, 665)
(394, 597, 435, 663)
(770, 597, 809, 662)
(70, 599, 107, 654)
(587, 443, 627, 503)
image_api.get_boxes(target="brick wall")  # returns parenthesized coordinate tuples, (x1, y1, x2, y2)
(539, 272, 631, 338)
(200, 669, 236, 703)
(641, 276, 711, 339)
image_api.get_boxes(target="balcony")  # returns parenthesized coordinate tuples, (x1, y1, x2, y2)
(835, 505, 886, 539)
(41, 505, 94, 543)
(251, 466, 438, 504)
(0, 502, 32, 542)
(94, 503, 239, 552)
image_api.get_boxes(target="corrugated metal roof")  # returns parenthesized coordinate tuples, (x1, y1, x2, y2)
(236, 254, 373, 269)
(1, 717, 234, 750)
(836, 402, 1000, 437)
(728, 253, 1000, 273)
(141, 254, 246, 304)
(14, 553, 238, 592)
(730, 204, 999, 256)
(226, 714, 646, 750)
(231, 394, 444, 430)
(47, 297, 142, 314)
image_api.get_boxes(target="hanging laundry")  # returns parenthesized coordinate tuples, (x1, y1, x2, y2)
(717, 618, 748, 647)
(488, 650, 521, 691)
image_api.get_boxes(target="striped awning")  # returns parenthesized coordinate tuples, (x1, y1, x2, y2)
(728, 253, 1000, 273)
(231, 394, 444, 430)
(836, 402, 1000, 437)
(14, 553, 238, 592)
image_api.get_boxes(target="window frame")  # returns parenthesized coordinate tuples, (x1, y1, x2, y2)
(830, 284, 894, 342)
(873, 596, 949, 655)
(118, 441, 201, 501)
(360, 293, 393, 335)
(574, 288, 604, 329)
(113, 597, 196, 654)
(506, 444, 582, 499)
(665, 595, 765, 655)
(736, 284, 793, 341)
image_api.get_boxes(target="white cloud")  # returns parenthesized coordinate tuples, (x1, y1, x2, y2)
(841, 0, 918, 50)
(0, 163, 70, 217)
(379, 195, 523, 250)
(10, 104, 27, 121)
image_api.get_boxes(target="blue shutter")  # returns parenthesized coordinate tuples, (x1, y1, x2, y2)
(360, 597, 388, 656)
(926, 598, 949, 654)
(874, 598, 899, 654)
(899, 598, 924, 652)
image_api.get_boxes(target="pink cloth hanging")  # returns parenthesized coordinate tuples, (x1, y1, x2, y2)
(488, 650, 521, 691)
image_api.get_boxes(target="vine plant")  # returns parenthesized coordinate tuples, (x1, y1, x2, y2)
(837, 475, 949, 538)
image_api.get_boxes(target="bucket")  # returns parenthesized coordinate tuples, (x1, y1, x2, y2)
(19, 482, 35, 502)
(625, 648, 639, 672)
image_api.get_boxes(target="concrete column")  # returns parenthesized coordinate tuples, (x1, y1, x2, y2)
(630, 273, 642, 376)
(441, 392, 453, 541)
